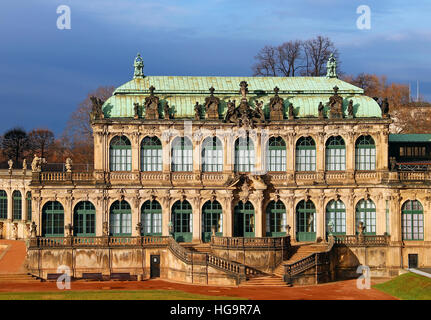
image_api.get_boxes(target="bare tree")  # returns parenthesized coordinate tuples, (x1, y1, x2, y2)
(1, 127, 30, 163)
(302, 36, 339, 76)
(277, 40, 302, 76)
(28, 128, 55, 159)
(252, 45, 278, 76)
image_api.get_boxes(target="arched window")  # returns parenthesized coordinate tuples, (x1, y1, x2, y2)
(171, 137, 193, 172)
(296, 200, 316, 241)
(296, 137, 316, 171)
(141, 136, 162, 171)
(42, 201, 64, 237)
(202, 137, 223, 172)
(110, 200, 132, 236)
(141, 200, 162, 236)
(74, 201, 96, 236)
(233, 201, 255, 238)
(326, 200, 346, 236)
(171, 200, 192, 242)
(110, 136, 132, 171)
(266, 137, 286, 172)
(326, 136, 346, 171)
(0, 190, 7, 219)
(234, 137, 255, 172)
(12, 190, 22, 220)
(355, 135, 376, 170)
(266, 200, 287, 237)
(202, 200, 223, 242)
(402, 200, 424, 240)
(26, 192, 32, 221)
(355, 199, 376, 235)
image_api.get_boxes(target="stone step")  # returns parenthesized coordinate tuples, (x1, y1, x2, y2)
(241, 276, 288, 287)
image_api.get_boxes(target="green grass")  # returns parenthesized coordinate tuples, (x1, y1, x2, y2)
(373, 272, 431, 300)
(0, 289, 246, 300)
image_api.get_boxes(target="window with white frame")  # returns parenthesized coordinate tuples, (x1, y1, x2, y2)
(326, 136, 346, 171)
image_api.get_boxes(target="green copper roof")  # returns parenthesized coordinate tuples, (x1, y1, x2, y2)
(102, 75, 382, 119)
(389, 134, 431, 143)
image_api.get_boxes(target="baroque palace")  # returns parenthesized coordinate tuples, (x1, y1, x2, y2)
(1, 54, 430, 286)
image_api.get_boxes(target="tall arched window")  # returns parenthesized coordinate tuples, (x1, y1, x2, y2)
(74, 201, 96, 236)
(171, 200, 192, 242)
(12, 190, 22, 220)
(402, 200, 424, 240)
(141, 136, 162, 171)
(355, 199, 376, 235)
(110, 200, 132, 236)
(355, 135, 376, 170)
(0, 190, 7, 219)
(141, 200, 162, 236)
(202, 137, 223, 172)
(42, 201, 64, 237)
(266, 137, 286, 172)
(326, 136, 346, 171)
(172, 137, 193, 172)
(296, 137, 316, 171)
(110, 136, 132, 171)
(202, 200, 223, 242)
(266, 200, 287, 237)
(326, 200, 346, 236)
(296, 200, 316, 242)
(234, 137, 255, 172)
(26, 192, 32, 221)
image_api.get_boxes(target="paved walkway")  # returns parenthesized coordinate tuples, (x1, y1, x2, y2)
(0, 240, 27, 274)
(0, 240, 396, 299)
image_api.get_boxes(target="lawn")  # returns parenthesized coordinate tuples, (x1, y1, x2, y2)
(373, 272, 431, 300)
(0, 289, 246, 300)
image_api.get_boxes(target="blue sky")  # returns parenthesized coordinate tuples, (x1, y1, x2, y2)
(1, 0, 430, 135)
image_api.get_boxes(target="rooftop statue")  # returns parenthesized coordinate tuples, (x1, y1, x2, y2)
(348, 100, 354, 118)
(318, 102, 325, 119)
(144, 85, 160, 120)
(381, 97, 390, 118)
(328, 86, 344, 119)
(326, 53, 337, 78)
(133, 102, 140, 119)
(90, 96, 105, 120)
(133, 53, 144, 79)
(204, 87, 220, 120)
(269, 87, 284, 120)
(164, 102, 170, 120)
(194, 102, 201, 120)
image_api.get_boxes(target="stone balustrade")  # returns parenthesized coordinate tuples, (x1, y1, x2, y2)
(333, 234, 390, 246)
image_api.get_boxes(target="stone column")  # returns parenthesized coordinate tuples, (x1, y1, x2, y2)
(131, 133, 140, 172)
(253, 191, 264, 237)
(316, 193, 326, 242)
(286, 133, 295, 182)
(345, 133, 355, 183)
(161, 134, 171, 173)
(223, 192, 233, 237)
(378, 131, 389, 171)
(346, 193, 355, 235)
(316, 133, 325, 174)
(7, 190, 12, 220)
(191, 196, 201, 242)
(160, 195, 171, 236)
(131, 197, 140, 236)
(22, 189, 28, 221)
(255, 131, 263, 173)
(285, 195, 295, 241)
(390, 194, 402, 243)
(224, 133, 234, 173)
(64, 195, 73, 236)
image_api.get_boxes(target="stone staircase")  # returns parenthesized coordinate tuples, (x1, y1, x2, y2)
(240, 275, 288, 287)
(273, 243, 328, 278)
(0, 273, 41, 283)
(180, 243, 212, 254)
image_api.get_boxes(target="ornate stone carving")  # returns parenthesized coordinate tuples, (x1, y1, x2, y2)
(31, 154, 42, 172)
(133, 53, 144, 79)
(133, 102, 140, 119)
(65, 158, 73, 173)
(269, 87, 284, 120)
(103, 221, 109, 236)
(144, 86, 160, 120)
(22, 159, 27, 174)
(30, 222, 37, 238)
(328, 86, 344, 119)
(90, 96, 105, 120)
(224, 81, 264, 128)
(288, 103, 294, 120)
(204, 87, 220, 120)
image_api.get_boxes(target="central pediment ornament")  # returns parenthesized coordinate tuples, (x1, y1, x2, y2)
(224, 81, 264, 128)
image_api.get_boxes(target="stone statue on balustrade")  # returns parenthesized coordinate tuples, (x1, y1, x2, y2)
(144, 86, 160, 120)
(269, 87, 284, 120)
(204, 87, 220, 120)
(65, 158, 73, 173)
(328, 86, 344, 119)
(90, 96, 105, 120)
